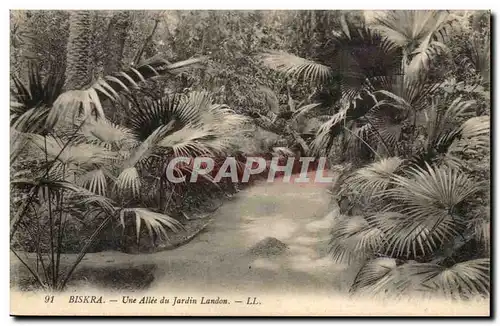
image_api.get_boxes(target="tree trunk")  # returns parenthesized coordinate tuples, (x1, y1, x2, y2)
(64, 11, 93, 90)
(104, 11, 131, 75)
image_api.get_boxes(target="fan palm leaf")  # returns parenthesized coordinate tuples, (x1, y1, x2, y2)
(11, 106, 53, 134)
(116, 167, 141, 197)
(10, 64, 65, 133)
(27, 133, 116, 168)
(427, 97, 475, 148)
(79, 168, 108, 196)
(331, 19, 402, 106)
(115, 124, 174, 196)
(259, 50, 333, 85)
(351, 257, 489, 298)
(412, 258, 490, 298)
(343, 157, 405, 198)
(119, 208, 184, 243)
(374, 73, 441, 113)
(468, 217, 490, 253)
(80, 118, 137, 150)
(390, 164, 480, 220)
(370, 10, 454, 75)
(458, 31, 490, 86)
(292, 103, 323, 121)
(370, 211, 451, 258)
(379, 164, 481, 258)
(46, 57, 207, 129)
(158, 125, 227, 158)
(351, 257, 408, 294)
(125, 92, 187, 141)
(310, 101, 351, 155)
(329, 215, 384, 264)
(456, 115, 489, 150)
(63, 187, 116, 216)
(444, 115, 490, 168)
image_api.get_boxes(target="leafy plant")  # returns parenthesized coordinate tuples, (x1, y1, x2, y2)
(10, 50, 210, 290)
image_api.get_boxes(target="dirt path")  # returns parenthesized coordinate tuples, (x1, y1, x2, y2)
(146, 174, 354, 294)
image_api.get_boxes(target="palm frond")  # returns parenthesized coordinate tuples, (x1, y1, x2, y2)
(445, 115, 490, 167)
(343, 157, 405, 198)
(425, 96, 476, 151)
(292, 103, 323, 120)
(352, 257, 489, 298)
(468, 216, 490, 253)
(158, 125, 228, 158)
(350, 257, 404, 294)
(119, 208, 184, 243)
(80, 118, 137, 150)
(79, 168, 107, 196)
(10, 64, 65, 133)
(458, 32, 490, 86)
(374, 74, 441, 111)
(461, 115, 490, 140)
(259, 50, 333, 85)
(329, 215, 384, 264)
(389, 163, 480, 218)
(10, 63, 65, 113)
(11, 105, 52, 134)
(26, 133, 116, 167)
(121, 123, 174, 170)
(458, 115, 490, 150)
(64, 187, 116, 216)
(330, 19, 401, 104)
(380, 164, 481, 258)
(46, 57, 207, 128)
(371, 10, 454, 75)
(310, 102, 350, 155)
(365, 106, 403, 150)
(310, 95, 394, 155)
(116, 167, 141, 197)
(124, 92, 186, 141)
(370, 211, 447, 258)
(414, 259, 490, 298)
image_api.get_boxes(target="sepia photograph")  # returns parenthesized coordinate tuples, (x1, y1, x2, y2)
(9, 9, 491, 316)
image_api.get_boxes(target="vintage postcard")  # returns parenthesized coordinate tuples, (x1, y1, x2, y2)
(9, 9, 491, 316)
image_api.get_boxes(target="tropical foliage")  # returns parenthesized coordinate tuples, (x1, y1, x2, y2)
(260, 10, 490, 299)
(10, 10, 490, 298)
(10, 11, 245, 290)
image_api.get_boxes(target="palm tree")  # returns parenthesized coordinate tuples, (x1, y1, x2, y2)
(10, 43, 209, 290)
(330, 160, 490, 298)
(65, 10, 93, 90)
(259, 11, 490, 299)
(82, 90, 247, 210)
(369, 10, 455, 76)
(350, 257, 489, 299)
(104, 11, 131, 75)
(260, 11, 460, 159)
(458, 30, 490, 89)
(328, 102, 490, 298)
(260, 14, 405, 156)
(11, 63, 65, 134)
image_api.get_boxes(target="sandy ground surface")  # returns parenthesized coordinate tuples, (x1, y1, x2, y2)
(148, 174, 351, 294)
